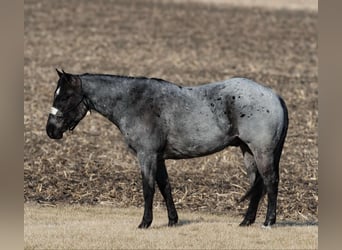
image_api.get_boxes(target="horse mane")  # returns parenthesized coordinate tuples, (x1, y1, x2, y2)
(80, 73, 172, 85)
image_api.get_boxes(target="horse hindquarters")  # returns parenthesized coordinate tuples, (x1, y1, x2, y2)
(242, 121, 287, 227)
(258, 97, 288, 227)
(237, 92, 288, 227)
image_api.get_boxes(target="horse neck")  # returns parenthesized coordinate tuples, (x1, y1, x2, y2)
(80, 74, 131, 126)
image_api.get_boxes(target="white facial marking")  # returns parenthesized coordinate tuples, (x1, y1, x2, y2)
(56, 87, 61, 96)
(50, 107, 60, 116)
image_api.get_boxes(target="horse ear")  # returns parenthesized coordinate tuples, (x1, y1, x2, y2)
(56, 68, 63, 78)
(65, 72, 81, 89)
(56, 69, 80, 89)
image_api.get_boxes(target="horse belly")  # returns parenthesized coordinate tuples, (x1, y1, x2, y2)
(163, 111, 233, 159)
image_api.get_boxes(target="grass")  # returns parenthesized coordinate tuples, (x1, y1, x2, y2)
(24, 204, 317, 249)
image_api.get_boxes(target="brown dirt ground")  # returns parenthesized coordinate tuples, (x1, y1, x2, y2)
(24, 0, 318, 223)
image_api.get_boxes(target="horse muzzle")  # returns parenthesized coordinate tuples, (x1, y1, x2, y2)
(46, 115, 64, 139)
(46, 124, 63, 139)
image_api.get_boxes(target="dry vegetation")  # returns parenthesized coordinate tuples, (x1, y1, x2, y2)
(24, 204, 318, 249)
(24, 0, 318, 228)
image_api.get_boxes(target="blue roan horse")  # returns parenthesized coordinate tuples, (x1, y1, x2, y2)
(46, 69, 288, 228)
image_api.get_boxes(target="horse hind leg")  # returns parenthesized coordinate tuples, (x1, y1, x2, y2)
(240, 99, 287, 227)
(255, 124, 287, 227)
(253, 150, 280, 227)
(239, 144, 266, 226)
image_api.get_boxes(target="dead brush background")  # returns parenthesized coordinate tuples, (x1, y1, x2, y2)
(24, 0, 318, 223)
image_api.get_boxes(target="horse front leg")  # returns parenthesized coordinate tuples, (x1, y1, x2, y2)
(156, 159, 178, 226)
(137, 151, 157, 229)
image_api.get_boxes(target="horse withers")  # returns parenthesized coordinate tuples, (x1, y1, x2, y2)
(46, 69, 288, 228)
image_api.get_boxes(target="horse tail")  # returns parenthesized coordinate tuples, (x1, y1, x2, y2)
(274, 95, 289, 169)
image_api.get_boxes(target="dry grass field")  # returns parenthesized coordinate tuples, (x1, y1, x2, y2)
(24, 204, 317, 249)
(25, 0, 317, 248)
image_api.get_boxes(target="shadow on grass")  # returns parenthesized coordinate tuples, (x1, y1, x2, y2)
(151, 219, 204, 229)
(153, 217, 236, 229)
(153, 219, 318, 229)
(275, 221, 318, 227)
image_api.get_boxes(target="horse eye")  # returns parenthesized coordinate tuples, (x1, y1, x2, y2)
(58, 95, 71, 102)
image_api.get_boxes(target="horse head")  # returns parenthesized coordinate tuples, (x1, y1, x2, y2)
(46, 69, 89, 139)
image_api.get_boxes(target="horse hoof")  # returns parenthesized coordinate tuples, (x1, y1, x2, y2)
(239, 219, 254, 226)
(168, 219, 178, 227)
(138, 221, 152, 229)
(263, 219, 275, 228)
(261, 224, 272, 230)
